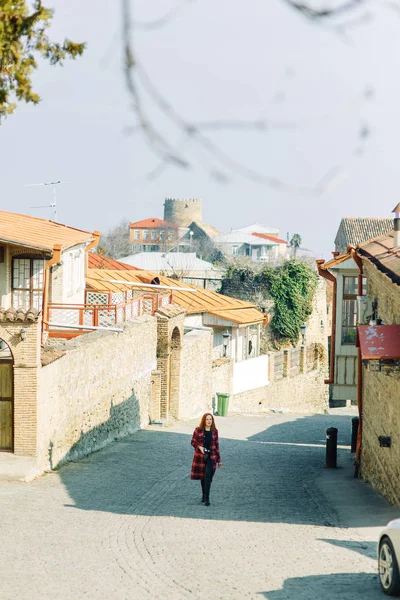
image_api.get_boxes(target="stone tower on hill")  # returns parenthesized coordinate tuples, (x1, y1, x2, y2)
(163, 198, 202, 227)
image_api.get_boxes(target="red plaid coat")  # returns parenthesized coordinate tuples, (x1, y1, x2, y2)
(190, 427, 221, 480)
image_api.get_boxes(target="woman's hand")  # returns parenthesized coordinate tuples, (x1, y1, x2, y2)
(217, 463, 222, 468)
(198, 446, 205, 454)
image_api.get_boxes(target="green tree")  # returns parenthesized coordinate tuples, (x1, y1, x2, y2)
(266, 260, 317, 344)
(0, 0, 85, 121)
(290, 233, 302, 257)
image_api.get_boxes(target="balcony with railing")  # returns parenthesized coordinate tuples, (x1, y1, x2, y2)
(45, 289, 172, 338)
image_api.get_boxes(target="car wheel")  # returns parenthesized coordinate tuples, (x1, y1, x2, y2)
(379, 536, 400, 596)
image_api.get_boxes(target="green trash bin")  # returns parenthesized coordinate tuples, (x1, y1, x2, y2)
(217, 392, 230, 416)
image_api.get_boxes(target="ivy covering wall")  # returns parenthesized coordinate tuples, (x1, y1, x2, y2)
(221, 260, 318, 345)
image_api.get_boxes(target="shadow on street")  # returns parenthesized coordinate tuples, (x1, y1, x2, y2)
(53, 412, 396, 530)
(259, 572, 381, 600)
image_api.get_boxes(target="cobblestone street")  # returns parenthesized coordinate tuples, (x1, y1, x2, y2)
(1, 409, 398, 600)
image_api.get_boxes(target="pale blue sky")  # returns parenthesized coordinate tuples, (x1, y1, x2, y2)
(1, 0, 400, 257)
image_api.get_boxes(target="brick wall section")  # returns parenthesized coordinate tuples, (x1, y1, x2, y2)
(0, 320, 41, 456)
(358, 259, 400, 507)
(179, 329, 213, 420)
(156, 306, 185, 421)
(36, 315, 157, 471)
(150, 370, 161, 422)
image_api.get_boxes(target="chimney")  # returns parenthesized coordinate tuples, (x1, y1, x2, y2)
(393, 203, 400, 248)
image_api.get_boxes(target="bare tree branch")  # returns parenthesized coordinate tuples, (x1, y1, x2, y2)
(132, 0, 195, 30)
(282, 0, 367, 20)
(135, 61, 317, 192)
(121, 0, 189, 168)
(121, 0, 374, 195)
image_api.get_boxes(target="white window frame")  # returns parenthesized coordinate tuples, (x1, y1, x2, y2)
(232, 245, 239, 256)
(134, 230, 140, 241)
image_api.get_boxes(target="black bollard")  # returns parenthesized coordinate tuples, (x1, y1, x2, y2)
(351, 417, 359, 454)
(325, 427, 338, 468)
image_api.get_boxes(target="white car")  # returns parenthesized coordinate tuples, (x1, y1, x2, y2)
(379, 519, 400, 596)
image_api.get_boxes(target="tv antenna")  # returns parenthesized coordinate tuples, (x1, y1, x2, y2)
(25, 180, 67, 221)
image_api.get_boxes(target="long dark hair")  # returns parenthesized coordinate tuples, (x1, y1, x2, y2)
(198, 413, 216, 431)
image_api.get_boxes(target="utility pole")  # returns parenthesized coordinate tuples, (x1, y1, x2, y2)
(25, 180, 66, 221)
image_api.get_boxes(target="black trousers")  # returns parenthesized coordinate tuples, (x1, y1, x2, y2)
(200, 457, 214, 500)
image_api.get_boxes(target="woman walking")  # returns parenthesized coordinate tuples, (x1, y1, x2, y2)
(191, 413, 222, 506)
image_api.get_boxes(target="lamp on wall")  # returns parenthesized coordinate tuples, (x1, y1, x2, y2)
(300, 322, 307, 346)
(20, 328, 27, 341)
(222, 330, 231, 357)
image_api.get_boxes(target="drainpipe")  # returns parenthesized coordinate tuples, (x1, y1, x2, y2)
(85, 231, 101, 270)
(350, 246, 364, 470)
(42, 244, 62, 344)
(316, 259, 337, 384)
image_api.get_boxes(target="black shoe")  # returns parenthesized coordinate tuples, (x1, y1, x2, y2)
(205, 500, 210, 506)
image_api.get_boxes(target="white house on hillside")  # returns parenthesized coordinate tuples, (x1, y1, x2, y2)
(120, 252, 223, 290)
(213, 224, 288, 262)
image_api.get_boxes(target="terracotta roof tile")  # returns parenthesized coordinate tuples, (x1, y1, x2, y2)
(41, 346, 66, 366)
(88, 253, 139, 270)
(208, 307, 267, 326)
(0, 210, 94, 252)
(0, 307, 40, 322)
(129, 218, 177, 229)
(252, 233, 287, 244)
(86, 269, 265, 324)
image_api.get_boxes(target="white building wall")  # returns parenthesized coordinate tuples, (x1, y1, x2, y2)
(51, 244, 87, 305)
(232, 355, 269, 394)
(183, 314, 204, 328)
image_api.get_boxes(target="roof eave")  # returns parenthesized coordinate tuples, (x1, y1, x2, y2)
(0, 238, 53, 254)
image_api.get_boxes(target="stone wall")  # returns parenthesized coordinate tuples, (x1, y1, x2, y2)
(211, 358, 233, 410)
(363, 259, 400, 324)
(359, 259, 400, 506)
(37, 315, 157, 471)
(163, 198, 202, 227)
(210, 345, 328, 415)
(361, 368, 400, 507)
(179, 329, 213, 420)
(230, 369, 328, 414)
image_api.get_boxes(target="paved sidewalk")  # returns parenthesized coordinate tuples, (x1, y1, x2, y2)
(0, 453, 40, 481)
(0, 410, 398, 599)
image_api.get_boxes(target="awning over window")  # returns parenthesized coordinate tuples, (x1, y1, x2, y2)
(357, 325, 400, 359)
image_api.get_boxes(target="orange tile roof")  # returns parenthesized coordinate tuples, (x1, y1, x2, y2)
(129, 218, 177, 229)
(0, 210, 94, 252)
(252, 233, 287, 244)
(318, 252, 352, 269)
(88, 253, 139, 270)
(86, 269, 265, 325)
(208, 308, 269, 326)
